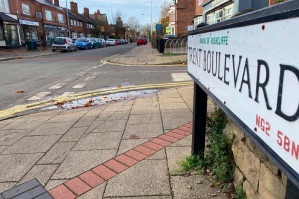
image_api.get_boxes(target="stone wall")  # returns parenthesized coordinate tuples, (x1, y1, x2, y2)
(223, 119, 287, 199)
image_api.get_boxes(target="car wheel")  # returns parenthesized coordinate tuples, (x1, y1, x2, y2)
(52, 49, 56, 52)
(85, 46, 88, 50)
(74, 47, 77, 51)
(67, 47, 70, 52)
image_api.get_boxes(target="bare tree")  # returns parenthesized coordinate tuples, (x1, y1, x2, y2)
(125, 16, 140, 38)
(109, 9, 126, 25)
(160, 0, 171, 18)
(109, 9, 126, 38)
(141, 23, 151, 38)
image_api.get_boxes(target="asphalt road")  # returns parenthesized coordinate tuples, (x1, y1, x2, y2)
(0, 44, 188, 111)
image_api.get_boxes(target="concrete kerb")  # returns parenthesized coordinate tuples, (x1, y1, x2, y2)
(104, 59, 187, 67)
(0, 52, 55, 62)
(0, 82, 193, 121)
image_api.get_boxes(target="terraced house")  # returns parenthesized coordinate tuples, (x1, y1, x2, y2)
(7, 0, 67, 46)
(0, 0, 21, 48)
(0, 0, 107, 48)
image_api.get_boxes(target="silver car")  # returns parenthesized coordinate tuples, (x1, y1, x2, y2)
(52, 37, 77, 52)
(106, 39, 116, 46)
(99, 38, 107, 47)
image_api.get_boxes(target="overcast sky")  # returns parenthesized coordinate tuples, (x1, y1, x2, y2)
(59, 0, 173, 26)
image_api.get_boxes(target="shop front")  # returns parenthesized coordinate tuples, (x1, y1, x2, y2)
(44, 24, 67, 45)
(19, 19, 39, 45)
(0, 12, 21, 48)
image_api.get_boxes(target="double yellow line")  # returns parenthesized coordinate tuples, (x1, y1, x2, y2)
(0, 82, 193, 120)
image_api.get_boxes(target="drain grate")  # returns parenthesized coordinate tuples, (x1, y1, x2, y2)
(0, 179, 53, 199)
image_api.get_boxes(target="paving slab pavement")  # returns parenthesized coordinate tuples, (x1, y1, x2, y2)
(0, 86, 229, 199)
(0, 43, 229, 198)
(106, 43, 187, 66)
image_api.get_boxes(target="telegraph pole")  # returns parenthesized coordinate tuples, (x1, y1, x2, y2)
(66, 0, 70, 37)
(150, 1, 152, 41)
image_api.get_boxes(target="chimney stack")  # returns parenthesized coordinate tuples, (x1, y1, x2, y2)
(94, 10, 100, 21)
(84, 7, 89, 18)
(70, 1, 78, 15)
(54, 0, 59, 7)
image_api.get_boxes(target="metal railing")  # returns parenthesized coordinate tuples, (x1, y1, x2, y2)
(164, 38, 188, 54)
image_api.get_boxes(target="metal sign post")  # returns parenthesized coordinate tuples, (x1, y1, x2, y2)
(191, 84, 207, 159)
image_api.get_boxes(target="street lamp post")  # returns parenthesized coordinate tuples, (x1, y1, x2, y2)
(66, 0, 70, 37)
(150, 1, 152, 42)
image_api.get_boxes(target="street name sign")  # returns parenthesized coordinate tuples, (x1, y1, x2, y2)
(188, 1, 299, 187)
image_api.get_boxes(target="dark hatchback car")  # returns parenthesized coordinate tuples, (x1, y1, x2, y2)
(75, 38, 92, 50)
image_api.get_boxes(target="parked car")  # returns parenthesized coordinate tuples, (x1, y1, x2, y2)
(119, 39, 127, 44)
(90, 37, 101, 48)
(106, 39, 116, 46)
(99, 38, 107, 47)
(137, 38, 146, 45)
(143, 38, 147, 44)
(51, 37, 77, 52)
(115, 39, 121, 45)
(75, 38, 92, 50)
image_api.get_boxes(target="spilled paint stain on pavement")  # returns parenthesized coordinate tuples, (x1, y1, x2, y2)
(42, 89, 158, 110)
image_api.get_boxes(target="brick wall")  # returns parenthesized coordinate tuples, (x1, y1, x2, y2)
(195, 0, 203, 15)
(175, 0, 196, 37)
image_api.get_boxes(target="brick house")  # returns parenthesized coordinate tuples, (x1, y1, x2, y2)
(81, 7, 96, 38)
(200, 0, 269, 25)
(0, 0, 21, 48)
(67, 2, 95, 39)
(167, 4, 176, 36)
(90, 10, 109, 38)
(173, 0, 196, 37)
(67, 1, 84, 39)
(8, 0, 67, 46)
(193, 0, 204, 28)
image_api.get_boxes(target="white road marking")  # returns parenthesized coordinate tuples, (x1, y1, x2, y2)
(85, 76, 96, 81)
(76, 72, 85, 76)
(85, 69, 91, 72)
(65, 77, 77, 82)
(92, 72, 98, 76)
(49, 83, 66, 89)
(72, 83, 86, 89)
(171, 73, 192, 82)
(61, 92, 76, 96)
(27, 92, 51, 101)
(93, 66, 98, 69)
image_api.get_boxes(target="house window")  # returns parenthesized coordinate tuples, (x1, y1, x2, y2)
(58, 13, 64, 23)
(22, 4, 30, 15)
(45, 10, 52, 21)
(207, 13, 215, 24)
(70, 19, 73, 25)
(171, 11, 175, 22)
(80, 22, 82, 27)
(0, 0, 7, 12)
(206, 3, 234, 25)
